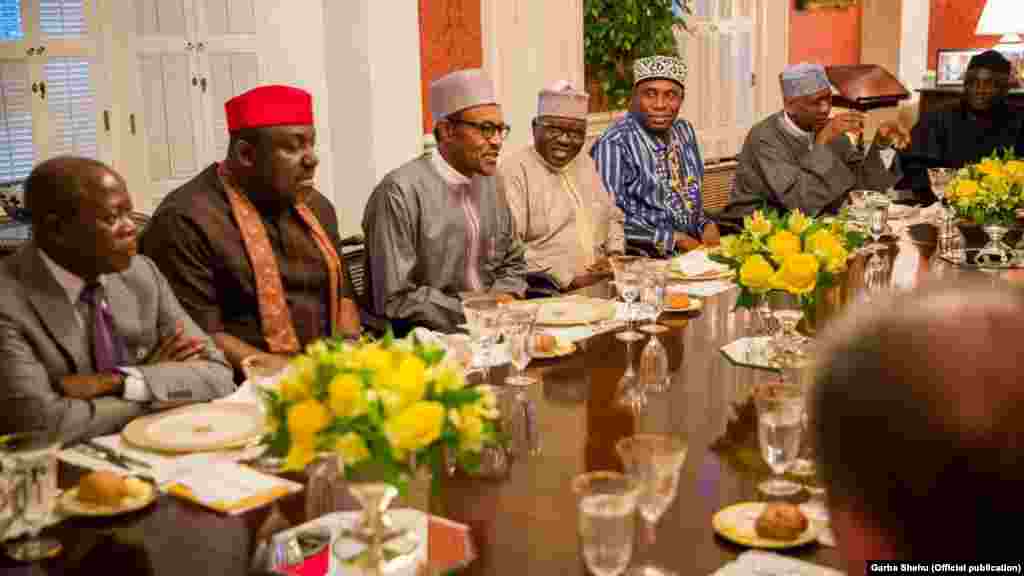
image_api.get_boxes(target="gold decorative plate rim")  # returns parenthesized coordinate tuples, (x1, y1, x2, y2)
(711, 501, 823, 550)
(59, 483, 157, 517)
(121, 402, 265, 454)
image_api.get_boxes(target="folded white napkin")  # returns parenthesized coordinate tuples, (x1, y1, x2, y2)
(712, 550, 845, 576)
(672, 249, 729, 276)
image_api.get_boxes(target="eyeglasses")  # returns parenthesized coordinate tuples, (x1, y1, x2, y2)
(451, 118, 512, 140)
(535, 121, 587, 143)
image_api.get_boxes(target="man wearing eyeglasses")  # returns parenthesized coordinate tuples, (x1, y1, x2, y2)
(590, 55, 719, 258)
(501, 81, 624, 292)
(363, 69, 527, 335)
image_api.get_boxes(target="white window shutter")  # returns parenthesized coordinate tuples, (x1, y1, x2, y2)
(0, 0, 24, 40)
(39, 0, 86, 39)
(0, 61, 34, 182)
(44, 56, 96, 159)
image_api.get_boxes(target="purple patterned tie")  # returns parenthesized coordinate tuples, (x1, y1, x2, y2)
(80, 283, 122, 373)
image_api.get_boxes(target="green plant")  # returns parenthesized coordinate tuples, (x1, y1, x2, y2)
(584, 0, 690, 111)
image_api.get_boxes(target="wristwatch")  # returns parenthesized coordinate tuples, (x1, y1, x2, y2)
(115, 367, 143, 397)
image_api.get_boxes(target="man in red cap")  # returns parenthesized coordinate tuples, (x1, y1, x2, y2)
(141, 85, 360, 380)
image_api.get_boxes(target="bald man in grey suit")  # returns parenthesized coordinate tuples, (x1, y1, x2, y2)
(0, 157, 234, 444)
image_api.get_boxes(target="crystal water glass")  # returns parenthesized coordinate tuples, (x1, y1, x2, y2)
(754, 381, 804, 497)
(574, 471, 640, 576)
(616, 435, 688, 576)
(927, 168, 962, 261)
(2, 431, 62, 562)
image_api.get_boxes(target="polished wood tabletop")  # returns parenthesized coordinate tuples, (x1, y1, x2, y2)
(0, 228, 1011, 576)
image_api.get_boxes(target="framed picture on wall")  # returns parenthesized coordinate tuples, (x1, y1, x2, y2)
(995, 44, 1024, 86)
(936, 48, 985, 86)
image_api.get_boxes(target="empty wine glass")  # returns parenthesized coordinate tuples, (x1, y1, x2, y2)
(865, 192, 890, 256)
(754, 380, 804, 497)
(639, 335, 670, 394)
(616, 435, 688, 576)
(462, 295, 503, 383)
(638, 266, 668, 336)
(611, 259, 644, 343)
(615, 339, 646, 412)
(765, 291, 807, 368)
(573, 471, 640, 576)
(2, 431, 62, 562)
(501, 305, 538, 388)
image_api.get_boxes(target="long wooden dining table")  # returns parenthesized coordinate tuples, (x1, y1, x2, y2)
(0, 225, 1013, 576)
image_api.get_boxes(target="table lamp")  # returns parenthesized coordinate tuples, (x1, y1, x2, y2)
(976, 0, 1023, 48)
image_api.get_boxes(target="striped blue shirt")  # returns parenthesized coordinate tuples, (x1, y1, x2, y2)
(590, 112, 710, 256)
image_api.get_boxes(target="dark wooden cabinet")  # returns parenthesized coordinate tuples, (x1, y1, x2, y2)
(917, 87, 1024, 117)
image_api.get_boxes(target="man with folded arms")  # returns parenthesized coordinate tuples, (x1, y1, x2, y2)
(363, 69, 527, 334)
(591, 55, 719, 258)
(814, 280, 1024, 565)
(0, 157, 234, 443)
(141, 85, 360, 380)
(720, 63, 908, 228)
(501, 81, 625, 292)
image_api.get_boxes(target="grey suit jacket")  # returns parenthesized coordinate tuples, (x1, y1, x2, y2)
(0, 244, 235, 443)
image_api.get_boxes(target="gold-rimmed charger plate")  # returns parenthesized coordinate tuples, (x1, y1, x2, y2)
(60, 482, 157, 517)
(122, 402, 265, 454)
(712, 502, 823, 550)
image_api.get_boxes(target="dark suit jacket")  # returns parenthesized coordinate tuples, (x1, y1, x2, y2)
(0, 244, 235, 443)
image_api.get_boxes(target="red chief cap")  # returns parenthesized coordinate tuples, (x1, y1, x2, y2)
(224, 85, 313, 132)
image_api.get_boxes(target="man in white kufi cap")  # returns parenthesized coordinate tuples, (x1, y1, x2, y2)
(363, 68, 527, 334)
(500, 81, 625, 292)
(719, 62, 910, 227)
(590, 54, 720, 258)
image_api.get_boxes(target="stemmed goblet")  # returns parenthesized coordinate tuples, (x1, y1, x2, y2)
(616, 434, 688, 576)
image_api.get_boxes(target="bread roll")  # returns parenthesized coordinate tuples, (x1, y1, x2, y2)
(78, 471, 127, 506)
(121, 477, 151, 499)
(754, 503, 808, 541)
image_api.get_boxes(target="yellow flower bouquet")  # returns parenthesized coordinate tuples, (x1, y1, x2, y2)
(709, 208, 864, 312)
(259, 333, 503, 491)
(945, 149, 1024, 228)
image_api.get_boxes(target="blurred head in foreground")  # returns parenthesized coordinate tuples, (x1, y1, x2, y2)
(813, 279, 1024, 568)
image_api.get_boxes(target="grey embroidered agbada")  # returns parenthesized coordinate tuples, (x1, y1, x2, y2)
(363, 153, 528, 334)
(720, 111, 902, 227)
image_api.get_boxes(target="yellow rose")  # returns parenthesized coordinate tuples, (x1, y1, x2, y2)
(335, 432, 370, 466)
(739, 254, 776, 293)
(787, 210, 811, 235)
(806, 230, 849, 274)
(356, 344, 393, 373)
(977, 159, 1003, 178)
(283, 437, 316, 472)
(745, 210, 773, 237)
(449, 406, 486, 453)
(287, 399, 331, 440)
(767, 230, 801, 262)
(431, 365, 466, 395)
(772, 253, 820, 295)
(328, 373, 368, 419)
(377, 353, 428, 415)
(383, 401, 445, 457)
(278, 356, 316, 402)
(1004, 160, 1024, 184)
(952, 179, 979, 200)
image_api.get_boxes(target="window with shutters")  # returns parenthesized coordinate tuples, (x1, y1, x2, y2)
(676, 0, 786, 162)
(0, 0, 101, 184)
